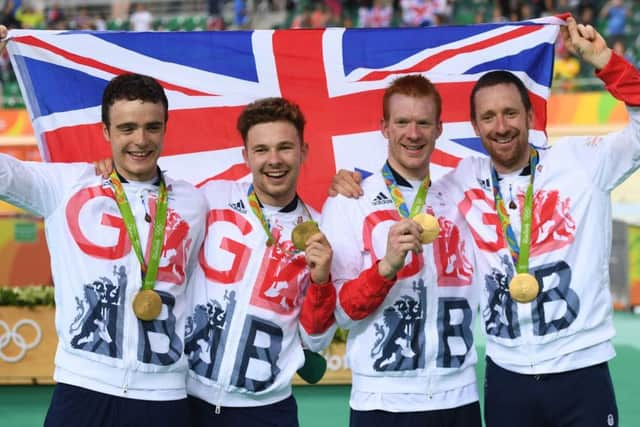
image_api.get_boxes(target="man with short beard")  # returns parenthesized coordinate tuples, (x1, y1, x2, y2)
(450, 16, 635, 427)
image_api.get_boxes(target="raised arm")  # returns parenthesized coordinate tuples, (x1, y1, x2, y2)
(559, 16, 640, 191)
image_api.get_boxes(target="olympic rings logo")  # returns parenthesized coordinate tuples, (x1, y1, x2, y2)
(0, 318, 42, 363)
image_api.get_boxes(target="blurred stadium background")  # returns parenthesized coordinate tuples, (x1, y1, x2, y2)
(0, 0, 639, 425)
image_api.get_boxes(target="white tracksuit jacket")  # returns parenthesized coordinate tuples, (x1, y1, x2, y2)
(0, 156, 206, 400)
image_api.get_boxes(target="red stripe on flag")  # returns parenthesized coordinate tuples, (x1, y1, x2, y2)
(14, 35, 217, 97)
(44, 106, 246, 162)
(44, 123, 110, 162)
(196, 163, 251, 188)
(431, 148, 461, 168)
(359, 26, 542, 81)
(272, 29, 384, 210)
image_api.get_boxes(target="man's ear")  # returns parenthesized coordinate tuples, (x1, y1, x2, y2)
(242, 147, 248, 165)
(102, 123, 110, 142)
(526, 107, 534, 130)
(471, 118, 480, 136)
(380, 118, 389, 139)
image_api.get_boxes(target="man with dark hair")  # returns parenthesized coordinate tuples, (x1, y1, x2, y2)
(185, 97, 337, 426)
(322, 74, 482, 427)
(101, 73, 169, 125)
(331, 16, 639, 427)
(0, 70, 207, 426)
(236, 96, 305, 141)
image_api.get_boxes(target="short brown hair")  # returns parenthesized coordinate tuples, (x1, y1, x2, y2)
(470, 70, 531, 122)
(382, 75, 442, 121)
(102, 73, 168, 127)
(237, 97, 305, 144)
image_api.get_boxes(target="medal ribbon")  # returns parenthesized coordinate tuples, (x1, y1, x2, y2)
(110, 171, 168, 290)
(247, 185, 314, 247)
(247, 185, 275, 246)
(490, 148, 539, 274)
(381, 163, 429, 218)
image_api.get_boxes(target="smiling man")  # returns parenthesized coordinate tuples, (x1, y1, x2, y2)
(0, 72, 207, 427)
(184, 97, 337, 427)
(453, 17, 640, 427)
(102, 83, 167, 181)
(321, 75, 481, 427)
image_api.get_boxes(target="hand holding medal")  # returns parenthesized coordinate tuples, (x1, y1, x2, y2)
(292, 222, 332, 284)
(292, 221, 321, 251)
(382, 164, 437, 244)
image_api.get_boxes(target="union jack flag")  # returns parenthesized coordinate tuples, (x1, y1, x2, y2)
(6, 19, 561, 210)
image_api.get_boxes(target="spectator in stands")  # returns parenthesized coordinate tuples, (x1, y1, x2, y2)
(14, 1, 43, 29)
(493, 0, 511, 22)
(94, 13, 107, 31)
(611, 36, 636, 66)
(531, 0, 552, 18)
(291, 5, 312, 28)
(0, 0, 20, 28)
(572, 2, 599, 81)
(577, 1, 597, 28)
(400, 0, 446, 27)
(437, 0, 453, 24)
(234, 0, 250, 28)
(600, 0, 628, 38)
(490, 6, 507, 22)
(310, 2, 331, 28)
(553, 40, 581, 92)
(552, 0, 573, 17)
(518, 2, 534, 20)
(73, 7, 93, 30)
(45, 2, 65, 29)
(111, 0, 130, 20)
(130, 3, 153, 31)
(325, 0, 343, 24)
(358, 0, 393, 27)
(207, 0, 225, 30)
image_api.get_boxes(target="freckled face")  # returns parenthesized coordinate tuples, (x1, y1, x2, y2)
(382, 94, 442, 180)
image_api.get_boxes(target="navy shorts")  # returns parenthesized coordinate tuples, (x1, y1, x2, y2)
(188, 394, 299, 427)
(350, 401, 481, 427)
(485, 356, 618, 427)
(44, 383, 190, 427)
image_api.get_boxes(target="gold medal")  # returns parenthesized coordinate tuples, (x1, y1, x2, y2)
(509, 273, 540, 303)
(291, 221, 320, 251)
(412, 213, 440, 244)
(133, 289, 163, 321)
